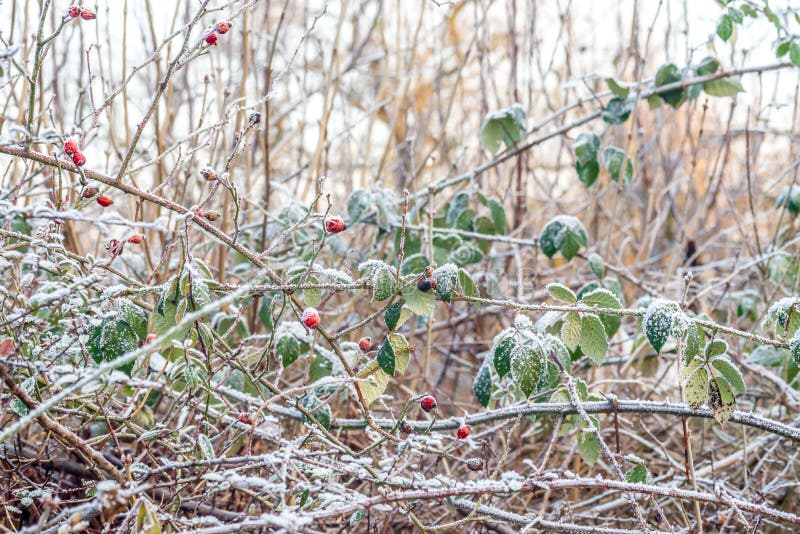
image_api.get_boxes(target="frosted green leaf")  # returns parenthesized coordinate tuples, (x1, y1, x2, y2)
(458, 268, 480, 304)
(119, 299, 148, 340)
(357, 361, 390, 406)
(684, 367, 708, 409)
(300, 392, 331, 429)
(539, 215, 589, 261)
(792, 332, 800, 366)
(625, 464, 651, 484)
(400, 253, 429, 275)
(703, 78, 744, 97)
(197, 434, 214, 460)
(493, 336, 516, 378)
(580, 313, 608, 364)
(384, 303, 413, 331)
(547, 283, 576, 303)
(480, 104, 526, 153)
(709, 377, 736, 423)
(87, 318, 138, 375)
(376, 338, 396, 376)
(602, 147, 633, 183)
(588, 253, 605, 278)
(577, 431, 600, 465)
(433, 263, 459, 302)
(561, 312, 581, 351)
(643, 299, 680, 353)
(581, 288, 622, 337)
(473, 362, 492, 408)
(704, 339, 728, 359)
(402, 285, 436, 317)
(277, 335, 302, 367)
(680, 357, 703, 383)
(510, 344, 543, 397)
(389, 333, 411, 374)
(372, 266, 396, 302)
(711, 356, 745, 394)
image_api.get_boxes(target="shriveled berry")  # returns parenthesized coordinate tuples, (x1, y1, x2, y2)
(64, 139, 79, 155)
(82, 186, 99, 199)
(80, 8, 96, 20)
(248, 111, 261, 125)
(400, 421, 413, 435)
(205, 33, 218, 46)
(237, 413, 253, 425)
(127, 233, 144, 244)
(145, 333, 157, 344)
(301, 308, 320, 328)
(68, 6, 82, 18)
(202, 210, 220, 221)
(72, 151, 86, 166)
(429, 279, 438, 289)
(417, 278, 433, 292)
(425, 265, 434, 278)
(324, 215, 346, 234)
(216, 21, 231, 34)
(457, 425, 471, 439)
(199, 166, 217, 181)
(466, 458, 483, 472)
(105, 239, 123, 255)
(358, 337, 372, 352)
(420, 395, 437, 412)
(96, 195, 113, 207)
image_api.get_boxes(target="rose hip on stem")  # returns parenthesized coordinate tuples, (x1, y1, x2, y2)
(96, 195, 113, 207)
(420, 395, 437, 412)
(72, 152, 86, 166)
(324, 215, 346, 234)
(301, 308, 320, 328)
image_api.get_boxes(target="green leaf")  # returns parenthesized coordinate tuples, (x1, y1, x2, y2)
(704, 339, 727, 359)
(547, 283, 576, 303)
(493, 336, 516, 378)
(458, 268, 480, 303)
(654, 63, 685, 108)
(300, 392, 331, 430)
(574, 132, 600, 165)
(790, 43, 800, 68)
(197, 434, 215, 460)
(402, 285, 436, 317)
(87, 319, 138, 376)
(388, 333, 411, 374)
(277, 335, 303, 367)
(372, 266, 396, 302)
(376, 338, 396, 376)
(605, 78, 630, 98)
(694, 56, 720, 76)
(581, 288, 622, 337)
(119, 299, 148, 340)
(791, 332, 800, 366)
(717, 14, 733, 41)
(727, 7, 743, 23)
(643, 300, 678, 353)
(450, 245, 484, 266)
(446, 192, 470, 225)
(473, 362, 492, 407)
(384, 302, 412, 331)
(480, 104, 526, 153)
(577, 431, 600, 465)
(702, 77, 744, 97)
(577, 161, 600, 187)
(680, 357, 704, 383)
(561, 312, 582, 351)
(684, 367, 709, 409)
(711, 356, 745, 394)
(601, 97, 633, 125)
(587, 253, 604, 278)
(748, 345, 787, 367)
(487, 199, 507, 234)
(309, 354, 332, 382)
(433, 264, 459, 302)
(401, 253, 429, 275)
(708, 376, 736, 423)
(602, 147, 634, 183)
(625, 464, 651, 484)
(776, 41, 792, 58)
(357, 362, 390, 406)
(510, 344, 543, 397)
(347, 189, 372, 223)
(539, 215, 589, 260)
(580, 314, 608, 364)
(350, 510, 366, 527)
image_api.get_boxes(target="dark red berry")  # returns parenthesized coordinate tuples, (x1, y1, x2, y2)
(64, 139, 79, 155)
(205, 33, 218, 46)
(72, 151, 86, 166)
(127, 233, 144, 244)
(466, 458, 483, 472)
(429, 279, 438, 289)
(457, 425, 471, 439)
(96, 195, 113, 207)
(68, 6, 81, 18)
(324, 215, 346, 234)
(358, 337, 371, 352)
(417, 278, 433, 292)
(420, 395, 437, 412)
(82, 186, 99, 199)
(80, 8, 96, 20)
(216, 21, 231, 34)
(301, 308, 320, 328)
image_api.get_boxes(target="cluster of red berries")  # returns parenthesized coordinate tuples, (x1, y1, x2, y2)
(419, 395, 471, 439)
(67, 5, 96, 20)
(324, 215, 346, 234)
(64, 138, 87, 167)
(205, 21, 232, 46)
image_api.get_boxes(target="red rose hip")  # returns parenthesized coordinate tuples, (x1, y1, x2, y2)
(420, 395, 437, 412)
(216, 21, 231, 34)
(64, 139, 79, 155)
(96, 195, 113, 207)
(205, 33, 218, 46)
(68, 6, 81, 18)
(301, 308, 320, 328)
(127, 234, 144, 244)
(358, 337, 372, 352)
(72, 151, 86, 166)
(457, 425, 471, 439)
(324, 215, 346, 234)
(80, 8, 96, 20)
